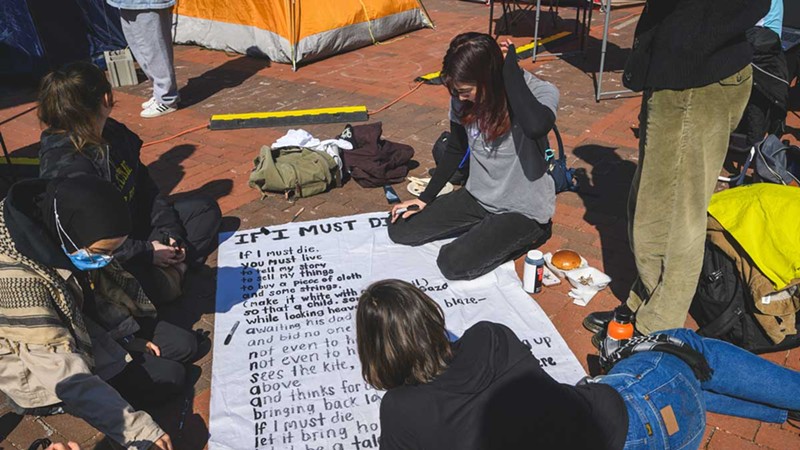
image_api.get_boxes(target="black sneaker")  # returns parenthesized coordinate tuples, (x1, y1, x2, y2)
(583, 310, 615, 334)
(788, 410, 800, 429)
(591, 329, 606, 350)
(583, 304, 634, 334)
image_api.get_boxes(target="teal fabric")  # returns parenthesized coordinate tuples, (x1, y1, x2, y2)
(758, 0, 783, 37)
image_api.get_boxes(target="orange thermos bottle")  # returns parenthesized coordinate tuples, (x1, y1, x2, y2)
(607, 309, 634, 341)
(601, 309, 635, 368)
(603, 309, 635, 358)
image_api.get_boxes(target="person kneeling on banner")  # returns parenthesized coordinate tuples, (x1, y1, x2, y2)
(0, 176, 200, 450)
(388, 33, 556, 280)
(356, 279, 800, 450)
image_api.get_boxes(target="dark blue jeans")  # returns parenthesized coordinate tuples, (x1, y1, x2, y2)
(599, 329, 800, 450)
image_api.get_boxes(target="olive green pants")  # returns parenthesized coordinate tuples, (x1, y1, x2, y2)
(626, 65, 753, 334)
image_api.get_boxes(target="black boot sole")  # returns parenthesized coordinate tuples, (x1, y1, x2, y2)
(583, 315, 609, 334)
(591, 330, 605, 350)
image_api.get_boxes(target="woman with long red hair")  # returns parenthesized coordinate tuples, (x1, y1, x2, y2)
(388, 32, 558, 280)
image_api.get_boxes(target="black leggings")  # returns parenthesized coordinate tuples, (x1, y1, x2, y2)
(124, 195, 221, 304)
(108, 319, 197, 409)
(388, 188, 551, 280)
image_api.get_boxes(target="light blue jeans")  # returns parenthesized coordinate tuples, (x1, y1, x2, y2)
(119, 8, 179, 106)
(599, 329, 800, 450)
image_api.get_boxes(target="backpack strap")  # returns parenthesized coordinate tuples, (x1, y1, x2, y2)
(601, 334, 714, 381)
(695, 246, 747, 339)
(697, 297, 745, 339)
(543, 124, 564, 162)
(553, 123, 565, 161)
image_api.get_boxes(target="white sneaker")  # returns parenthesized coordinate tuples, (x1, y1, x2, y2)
(140, 102, 177, 118)
(141, 97, 156, 109)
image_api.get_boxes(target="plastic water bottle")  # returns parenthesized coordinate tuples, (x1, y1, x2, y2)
(523, 250, 544, 294)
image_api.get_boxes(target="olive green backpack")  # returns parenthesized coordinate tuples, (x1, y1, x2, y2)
(249, 146, 341, 199)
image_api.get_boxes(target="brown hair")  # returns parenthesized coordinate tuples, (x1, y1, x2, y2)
(441, 32, 510, 142)
(38, 61, 113, 151)
(356, 279, 452, 390)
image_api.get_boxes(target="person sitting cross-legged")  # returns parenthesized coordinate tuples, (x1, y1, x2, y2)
(0, 176, 199, 450)
(37, 61, 221, 305)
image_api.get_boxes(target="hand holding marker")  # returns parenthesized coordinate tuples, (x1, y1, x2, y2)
(394, 204, 420, 216)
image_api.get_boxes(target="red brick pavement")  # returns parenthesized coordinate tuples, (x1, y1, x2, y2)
(1, 1, 799, 449)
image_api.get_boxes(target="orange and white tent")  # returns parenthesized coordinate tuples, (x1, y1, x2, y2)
(174, 0, 432, 68)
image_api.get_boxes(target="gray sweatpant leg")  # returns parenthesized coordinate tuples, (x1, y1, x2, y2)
(120, 8, 179, 107)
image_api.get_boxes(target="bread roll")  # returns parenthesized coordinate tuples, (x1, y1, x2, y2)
(552, 250, 582, 270)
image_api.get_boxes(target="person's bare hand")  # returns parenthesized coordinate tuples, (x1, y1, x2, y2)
(46, 442, 81, 450)
(150, 433, 173, 450)
(390, 199, 426, 223)
(499, 38, 513, 58)
(152, 241, 182, 267)
(168, 238, 186, 264)
(145, 341, 161, 357)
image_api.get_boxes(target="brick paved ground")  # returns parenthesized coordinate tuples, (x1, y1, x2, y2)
(2, 1, 800, 449)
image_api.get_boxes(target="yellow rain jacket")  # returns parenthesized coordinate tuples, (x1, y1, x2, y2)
(708, 184, 800, 290)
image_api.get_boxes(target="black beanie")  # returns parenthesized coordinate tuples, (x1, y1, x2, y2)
(41, 176, 132, 249)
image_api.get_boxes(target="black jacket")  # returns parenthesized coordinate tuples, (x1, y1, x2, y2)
(736, 26, 790, 144)
(39, 119, 185, 264)
(379, 322, 627, 450)
(624, 0, 770, 91)
(4, 178, 76, 271)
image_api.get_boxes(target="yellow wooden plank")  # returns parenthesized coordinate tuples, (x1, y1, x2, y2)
(212, 105, 368, 121)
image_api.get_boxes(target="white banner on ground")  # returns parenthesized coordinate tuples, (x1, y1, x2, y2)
(209, 212, 585, 450)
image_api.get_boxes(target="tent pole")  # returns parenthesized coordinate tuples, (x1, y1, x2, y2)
(289, 0, 298, 71)
(414, 0, 435, 29)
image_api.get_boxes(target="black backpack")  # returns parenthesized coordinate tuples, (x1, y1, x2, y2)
(546, 124, 579, 194)
(690, 241, 800, 354)
(755, 134, 800, 185)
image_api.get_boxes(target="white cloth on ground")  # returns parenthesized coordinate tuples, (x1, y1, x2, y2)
(271, 130, 353, 151)
(271, 129, 320, 149)
(270, 130, 353, 179)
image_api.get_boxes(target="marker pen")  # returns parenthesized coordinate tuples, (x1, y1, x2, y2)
(224, 320, 240, 345)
